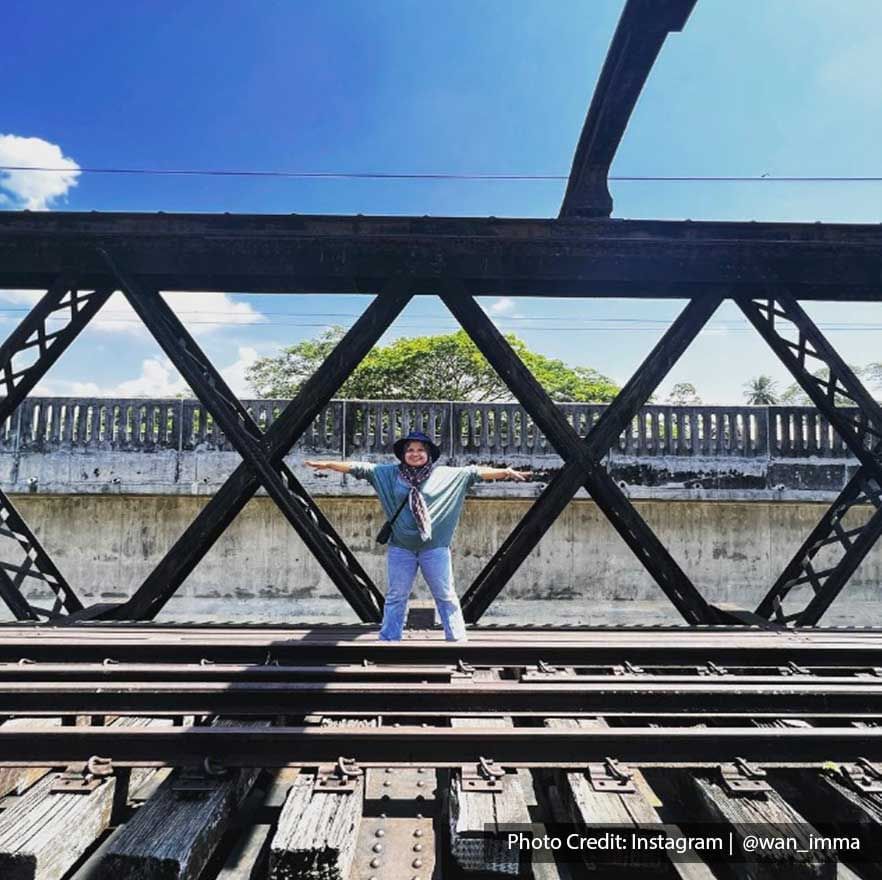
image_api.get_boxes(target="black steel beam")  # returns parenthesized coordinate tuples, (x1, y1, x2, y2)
(445, 288, 721, 623)
(0, 279, 112, 414)
(120, 280, 413, 620)
(4, 212, 882, 298)
(560, 0, 696, 218)
(2, 678, 881, 715)
(2, 724, 881, 766)
(740, 292, 882, 625)
(756, 469, 882, 625)
(0, 279, 117, 619)
(6, 629, 882, 666)
(0, 662, 456, 682)
(105, 253, 383, 622)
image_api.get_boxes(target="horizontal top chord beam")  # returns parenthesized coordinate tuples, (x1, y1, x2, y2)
(3, 211, 882, 298)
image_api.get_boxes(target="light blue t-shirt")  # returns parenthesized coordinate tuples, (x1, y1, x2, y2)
(350, 463, 481, 551)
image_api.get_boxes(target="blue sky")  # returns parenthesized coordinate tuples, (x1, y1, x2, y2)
(2, 0, 882, 403)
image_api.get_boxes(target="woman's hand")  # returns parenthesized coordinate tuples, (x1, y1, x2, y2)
(505, 467, 531, 482)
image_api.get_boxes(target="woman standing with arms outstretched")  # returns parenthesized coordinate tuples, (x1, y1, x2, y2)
(306, 431, 529, 641)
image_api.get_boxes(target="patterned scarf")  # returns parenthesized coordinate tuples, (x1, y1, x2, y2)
(399, 461, 434, 541)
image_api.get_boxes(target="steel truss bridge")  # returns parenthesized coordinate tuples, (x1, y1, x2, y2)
(3, 2, 882, 877)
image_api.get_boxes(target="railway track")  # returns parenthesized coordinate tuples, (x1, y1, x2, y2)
(2, 625, 882, 878)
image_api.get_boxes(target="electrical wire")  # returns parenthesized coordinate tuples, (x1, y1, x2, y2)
(3, 165, 882, 183)
(1, 306, 882, 329)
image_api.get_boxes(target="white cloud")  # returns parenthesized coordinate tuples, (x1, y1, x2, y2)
(0, 134, 80, 210)
(0, 289, 264, 339)
(219, 346, 260, 397)
(32, 347, 262, 400)
(33, 357, 188, 398)
(489, 297, 516, 315)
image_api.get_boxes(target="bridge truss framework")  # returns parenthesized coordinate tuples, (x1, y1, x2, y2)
(1, 0, 881, 630)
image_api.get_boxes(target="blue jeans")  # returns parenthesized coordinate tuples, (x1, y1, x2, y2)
(380, 545, 467, 641)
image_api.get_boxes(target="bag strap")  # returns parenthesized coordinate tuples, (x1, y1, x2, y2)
(386, 493, 409, 528)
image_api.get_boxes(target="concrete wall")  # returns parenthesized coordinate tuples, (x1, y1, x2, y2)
(13, 493, 881, 619)
(5, 398, 878, 624)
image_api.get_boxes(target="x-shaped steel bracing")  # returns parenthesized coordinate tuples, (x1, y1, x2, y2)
(1, 266, 881, 629)
(101, 252, 414, 623)
(441, 282, 725, 624)
(0, 277, 113, 620)
(739, 292, 882, 626)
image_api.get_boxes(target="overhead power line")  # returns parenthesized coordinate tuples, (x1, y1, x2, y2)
(3, 165, 882, 183)
(2, 312, 881, 332)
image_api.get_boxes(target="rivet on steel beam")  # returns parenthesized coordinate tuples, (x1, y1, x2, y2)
(375, 829, 385, 838)
(413, 859, 423, 868)
(370, 858, 382, 868)
(372, 843, 384, 853)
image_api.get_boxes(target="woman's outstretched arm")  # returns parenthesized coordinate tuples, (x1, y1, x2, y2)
(477, 466, 531, 482)
(304, 460, 357, 474)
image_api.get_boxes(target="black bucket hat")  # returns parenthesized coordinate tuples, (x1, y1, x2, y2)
(393, 430, 441, 463)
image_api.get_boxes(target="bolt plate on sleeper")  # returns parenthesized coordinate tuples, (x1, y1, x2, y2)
(352, 816, 435, 880)
(366, 767, 437, 802)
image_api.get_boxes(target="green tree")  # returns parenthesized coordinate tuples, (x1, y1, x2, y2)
(743, 375, 779, 405)
(779, 365, 866, 406)
(666, 382, 702, 406)
(246, 327, 620, 402)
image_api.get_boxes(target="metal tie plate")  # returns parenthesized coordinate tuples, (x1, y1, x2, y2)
(51, 755, 113, 794)
(840, 757, 882, 794)
(460, 756, 506, 793)
(588, 757, 636, 793)
(314, 756, 363, 793)
(720, 757, 770, 794)
(352, 816, 435, 880)
(366, 766, 437, 802)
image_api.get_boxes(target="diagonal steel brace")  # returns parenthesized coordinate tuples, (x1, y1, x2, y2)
(739, 290, 882, 625)
(442, 284, 723, 624)
(103, 251, 387, 622)
(110, 270, 413, 620)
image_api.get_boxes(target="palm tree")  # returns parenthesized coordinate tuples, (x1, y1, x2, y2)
(743, 375, 779, 405)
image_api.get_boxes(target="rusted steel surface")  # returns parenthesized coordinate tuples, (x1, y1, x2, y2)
(3, 724, 882, 767)
(560, 0, 696, 218)
(5, 678, 882, 715)
(3, 212, 882, 298)
(6, 625, 882, 665)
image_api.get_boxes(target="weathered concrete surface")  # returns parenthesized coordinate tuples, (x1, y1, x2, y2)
(5, 494, 881, 619)
(2, 449, 867, 503)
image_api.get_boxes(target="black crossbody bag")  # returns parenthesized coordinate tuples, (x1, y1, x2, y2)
(376, 495, 409, 545)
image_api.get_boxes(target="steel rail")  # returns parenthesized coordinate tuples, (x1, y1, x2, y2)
(5, 636, 882, 666)
(1, 663, 877, 685)
(2, 724, 881, 766)
(9, 623, 882, 636)
(3, 679, 882, 714)
(0, 662, 457, 682)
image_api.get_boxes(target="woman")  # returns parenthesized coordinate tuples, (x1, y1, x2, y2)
(306, 430, 529, 641)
